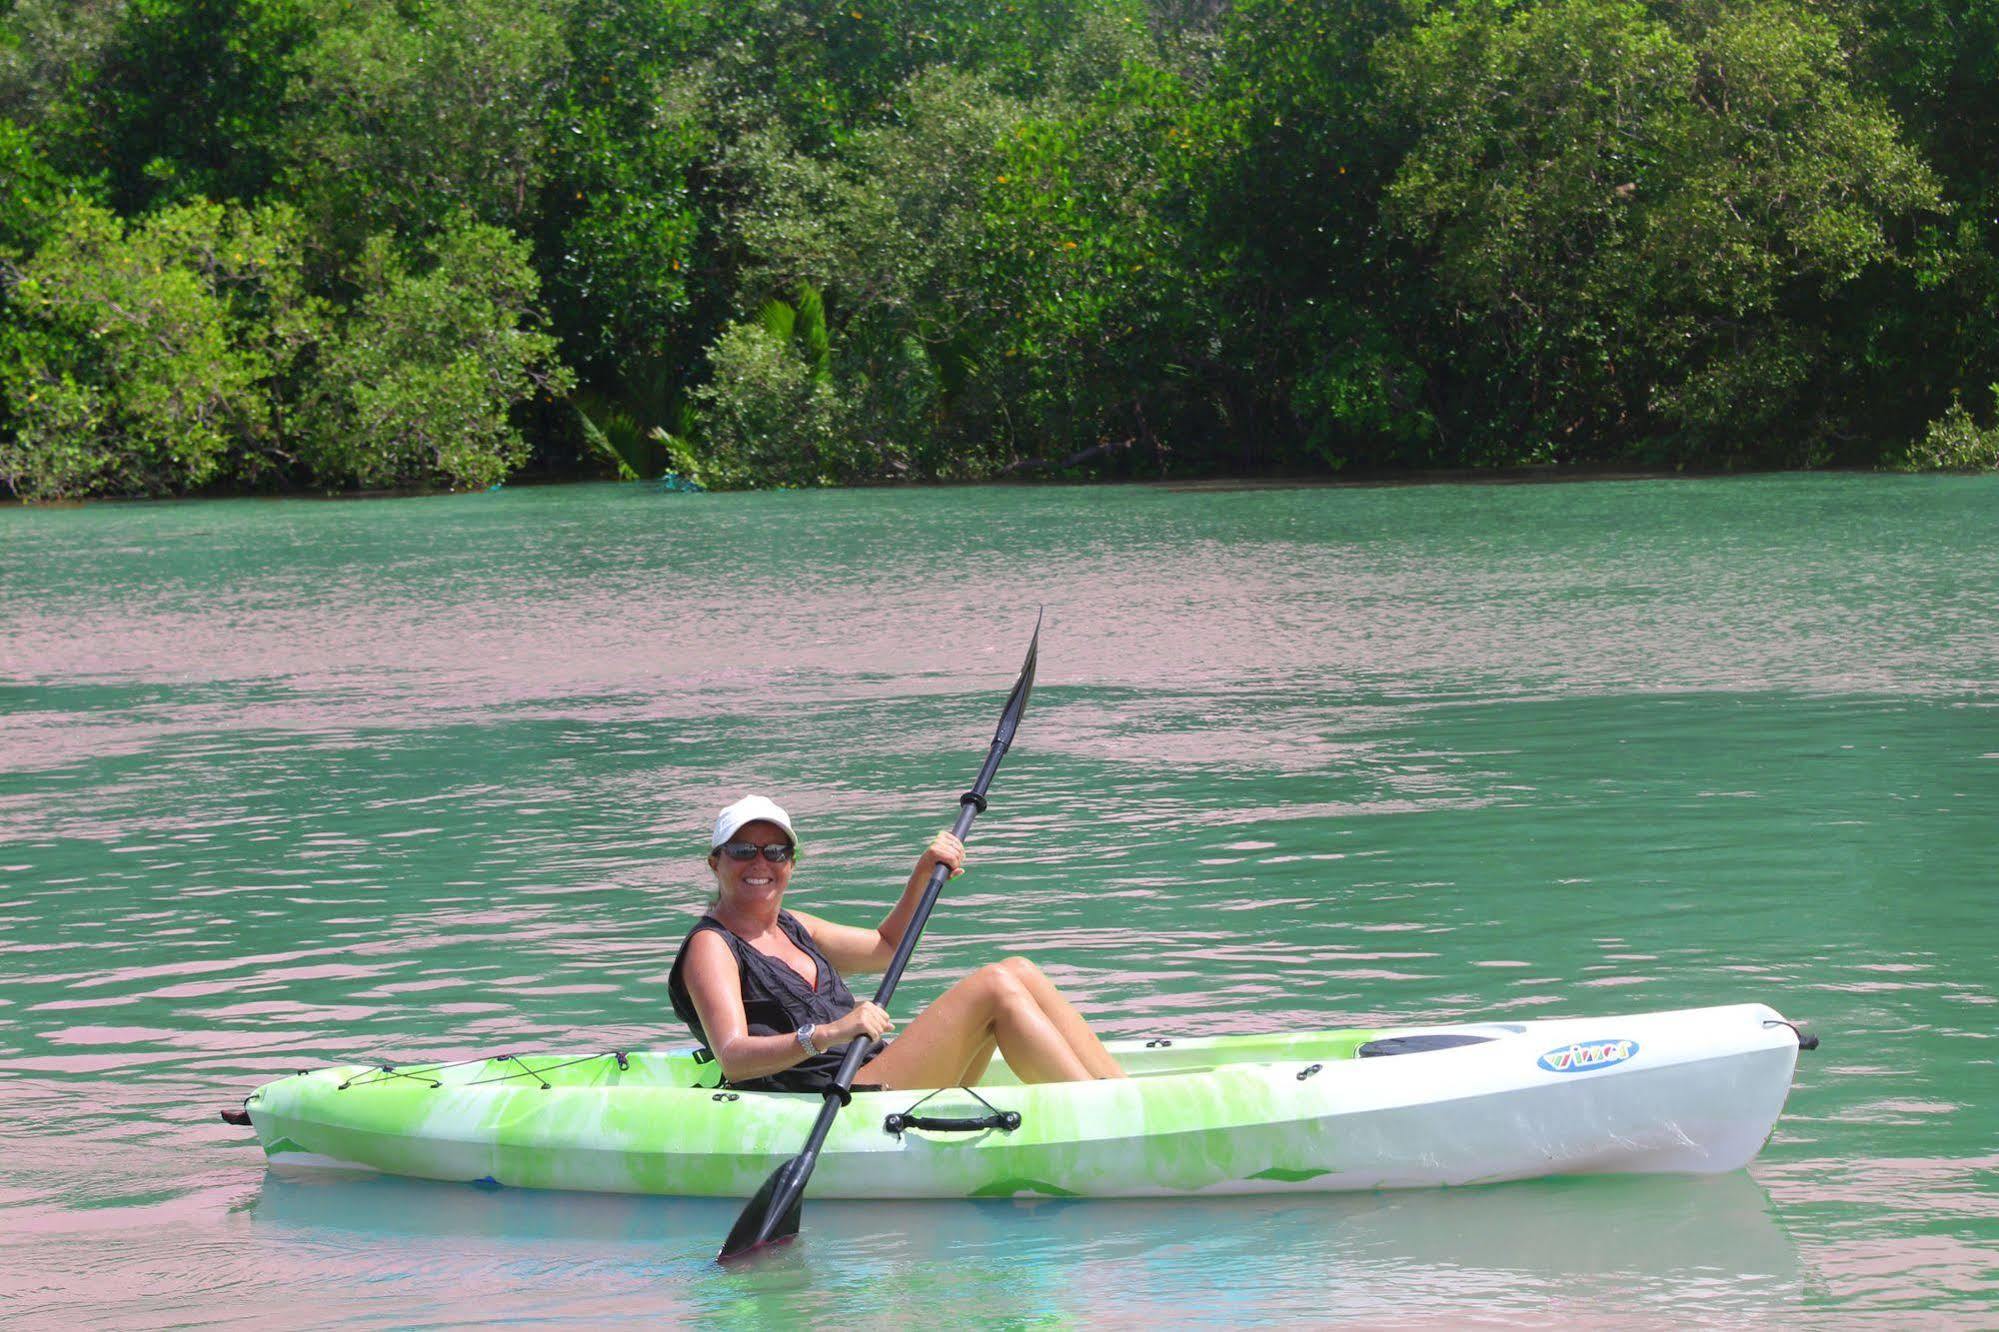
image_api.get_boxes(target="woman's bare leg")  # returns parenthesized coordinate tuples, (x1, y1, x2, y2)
(956, 1033, 998, 1088)
(998, 957, 1125, 1078)
(859, 963, 1090, 1088)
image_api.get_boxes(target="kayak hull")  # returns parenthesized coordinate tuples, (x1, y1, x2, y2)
(243, 1003, 1802, 1199)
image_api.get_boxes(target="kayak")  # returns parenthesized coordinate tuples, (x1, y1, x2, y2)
(234, 1002, 1809, 1199)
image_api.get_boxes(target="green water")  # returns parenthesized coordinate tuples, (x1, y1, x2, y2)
(2, 476, 1994, 1324)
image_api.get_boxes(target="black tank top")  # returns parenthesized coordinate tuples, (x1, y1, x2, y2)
(667, 910, 882, 1092)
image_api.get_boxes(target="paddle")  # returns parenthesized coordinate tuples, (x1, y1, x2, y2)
(718, 612, 1042, 1263)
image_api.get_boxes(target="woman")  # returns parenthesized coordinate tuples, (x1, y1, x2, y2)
(668, 795, 1124, 1092)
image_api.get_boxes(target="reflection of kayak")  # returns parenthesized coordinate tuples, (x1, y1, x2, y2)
(249, 1170, 1802, 1309)
(236, 1003, 1806, 1200)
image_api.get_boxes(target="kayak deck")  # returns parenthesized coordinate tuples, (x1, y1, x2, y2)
(312, 1028, 1392, 1097)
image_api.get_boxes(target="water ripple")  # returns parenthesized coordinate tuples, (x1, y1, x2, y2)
(2, 476, 1995, 1320)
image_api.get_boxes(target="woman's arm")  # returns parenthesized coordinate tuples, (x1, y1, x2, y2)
(682, 930, 889, 1083)
(792, 830, 964, 974)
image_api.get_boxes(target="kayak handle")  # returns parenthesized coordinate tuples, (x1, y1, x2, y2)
(884, 1110, 1021, 1136)
(1764, 1018, 1820, 1051)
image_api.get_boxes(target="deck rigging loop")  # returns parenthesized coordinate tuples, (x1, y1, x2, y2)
(338, 1062, 443, 1091)
(330, 1050, 633, 1092)
(498, 1054, 552, 1090)
(883, 1084, 1022, 1137)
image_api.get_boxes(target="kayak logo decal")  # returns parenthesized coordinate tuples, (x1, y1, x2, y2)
(1537, 1038, 1638, 1074)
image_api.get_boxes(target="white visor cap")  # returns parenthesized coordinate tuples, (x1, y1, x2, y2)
(712, 794, 798, 849)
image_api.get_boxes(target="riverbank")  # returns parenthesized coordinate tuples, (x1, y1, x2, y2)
(11, 458, 1987, 511)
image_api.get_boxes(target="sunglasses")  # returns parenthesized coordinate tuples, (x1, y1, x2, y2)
(718, 841, 795, 864)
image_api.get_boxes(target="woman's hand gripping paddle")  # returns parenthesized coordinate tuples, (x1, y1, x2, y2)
(718, 613, 1041, 1263)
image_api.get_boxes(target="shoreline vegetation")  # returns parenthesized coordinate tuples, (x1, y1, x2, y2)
(7, 463, 1975, 513)
(4, 0, 1999, 503)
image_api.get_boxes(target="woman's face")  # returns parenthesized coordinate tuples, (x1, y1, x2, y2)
(709, 819, 795, 910)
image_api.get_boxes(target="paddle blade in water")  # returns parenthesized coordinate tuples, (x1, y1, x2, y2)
(718, 1156, 806, 1262)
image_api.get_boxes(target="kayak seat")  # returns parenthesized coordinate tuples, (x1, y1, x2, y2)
(1358, 1034, 1494, 1058)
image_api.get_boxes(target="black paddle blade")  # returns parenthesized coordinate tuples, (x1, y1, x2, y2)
(718, 1156, 807, 1263)
(991, 609, 1041, 752)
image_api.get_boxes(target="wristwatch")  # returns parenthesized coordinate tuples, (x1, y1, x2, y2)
(795, 1023, 820, 1056)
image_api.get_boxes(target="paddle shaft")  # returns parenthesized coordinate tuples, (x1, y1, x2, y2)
(761, 767, 998, 1198)
(718, 616, 1038, 1261)
(842, 783, 991, 1066)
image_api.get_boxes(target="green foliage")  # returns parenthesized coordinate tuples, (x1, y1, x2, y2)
(302, 221, 573, 491)
(688, 319, 858, 487)
(1839, 0, 1999, 439)
(540, 0, 709, 386)
(86, 0, 314, 211)
(650, 410, 709, 485)
(973, 51, 1216, 463)
(1898, 390, 1999, 471)
(572, 378, 692, 482)
(814, 68, 1024, 473)
(0, 117, 90, 256)
(0, 0, 123, 168)
(574, 395, 643, 481)
(542, 95, 703, 383)
(820, 66, 1023, 331)
(1379, 0, 1941, 465)
(1203, 0, 1427, 467)
(1289, 310, 1434, 467)
(0, 196, 320, 498)
(280, 0, 569, 249)
(686, 66, 1018, 474)
(4, 0, 1998, 494)
(758, 282, 831, 380)
(675, 0, 1107, 153)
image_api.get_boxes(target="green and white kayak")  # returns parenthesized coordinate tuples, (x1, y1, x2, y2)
(239, 1002, 1808, 1199)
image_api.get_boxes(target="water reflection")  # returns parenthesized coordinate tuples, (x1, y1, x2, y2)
(232, 1170, 1802, 1325)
